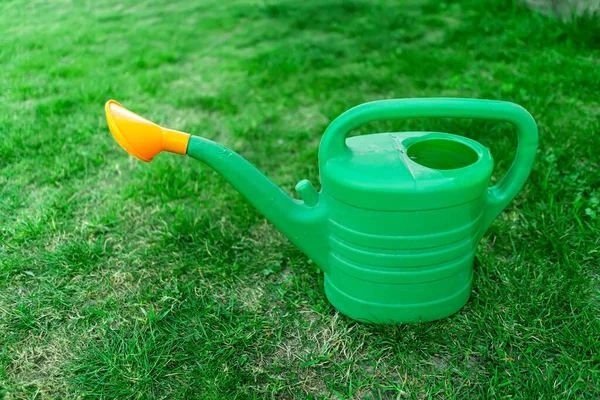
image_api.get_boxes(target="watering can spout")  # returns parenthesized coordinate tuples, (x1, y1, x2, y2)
(105, 100, 330, 270)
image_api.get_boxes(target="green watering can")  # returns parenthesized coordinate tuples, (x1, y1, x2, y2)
(105, 98, 538, 324)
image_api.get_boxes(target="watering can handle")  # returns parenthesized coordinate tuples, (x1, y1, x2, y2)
(319, 98, 538, 227)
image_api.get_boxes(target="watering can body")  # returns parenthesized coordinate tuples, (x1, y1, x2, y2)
(319, 132, 493, 323)
(105, 98, 538, 324)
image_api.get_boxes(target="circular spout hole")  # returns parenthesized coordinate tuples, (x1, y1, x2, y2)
(407, 139, 478, 170)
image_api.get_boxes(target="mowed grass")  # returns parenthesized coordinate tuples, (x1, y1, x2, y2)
(1, 0, 599, 398)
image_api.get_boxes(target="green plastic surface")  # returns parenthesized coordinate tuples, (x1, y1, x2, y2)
(186, 98, 538, 324)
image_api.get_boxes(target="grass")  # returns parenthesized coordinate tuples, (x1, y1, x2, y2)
(0, 0, 599, 398)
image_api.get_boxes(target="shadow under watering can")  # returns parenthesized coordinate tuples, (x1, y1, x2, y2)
(104, 98, 538, 324)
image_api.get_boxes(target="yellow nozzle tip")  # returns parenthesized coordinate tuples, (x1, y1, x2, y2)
(105, 100, 177, 162)
(105, 100, 152, 162)
(105, 100, 191, 161)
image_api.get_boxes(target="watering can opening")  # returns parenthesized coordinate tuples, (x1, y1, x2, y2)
(407, 138, 479, 170)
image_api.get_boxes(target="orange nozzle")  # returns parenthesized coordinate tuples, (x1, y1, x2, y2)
(105, 100, 190, 162)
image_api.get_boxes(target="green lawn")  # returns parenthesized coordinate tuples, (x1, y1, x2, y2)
(1, 0, 599, 398)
